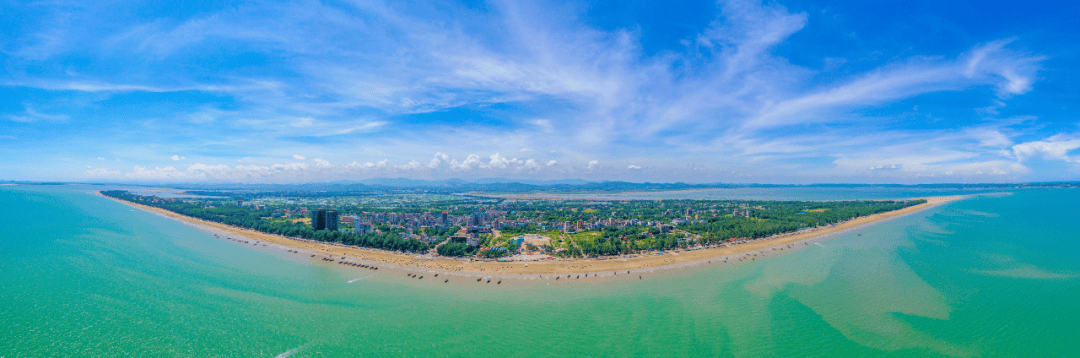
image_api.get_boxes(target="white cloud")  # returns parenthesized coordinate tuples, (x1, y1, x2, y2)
(964, 38, 1044, 97)
(530, 119, 554, 133)
(100, 152, 566, 182)
(292, 117, 314, 127)
(313, 121, 388, 137)
(428, 152, 451, 168)
(85, 167, 122, 177)
(10, 0, 1057, 183)
(5, 80, 236, 93)
(7, 104, 69, 123)
(97, 157, 105, 160)
(969, 127, 1013, 148)
(450, 154, 483, 170)
(1012, 136, 1080, 162)
(170, 155, 185, 161)
(628, 165, 641, 169)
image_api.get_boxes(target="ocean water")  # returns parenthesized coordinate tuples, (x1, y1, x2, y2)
(1, 185, 1078, 357)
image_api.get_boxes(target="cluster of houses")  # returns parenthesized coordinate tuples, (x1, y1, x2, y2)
(265, 201, 763, 247)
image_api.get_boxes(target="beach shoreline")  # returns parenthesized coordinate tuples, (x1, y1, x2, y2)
(100, 193, 963, 279)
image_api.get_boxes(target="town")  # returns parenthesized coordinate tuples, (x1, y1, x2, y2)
(102, 190, 924, 260)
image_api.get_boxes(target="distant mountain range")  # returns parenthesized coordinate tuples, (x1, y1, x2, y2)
(162, 179, 728, 197)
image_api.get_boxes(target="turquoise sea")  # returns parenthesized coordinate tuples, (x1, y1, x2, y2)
(2, 185, 1078, 357)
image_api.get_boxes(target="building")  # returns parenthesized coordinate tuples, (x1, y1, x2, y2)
(311, 209, 339, 231)
(325, 210, 339, 231)
(355, 222, 373, 235)
(312, 209, 327, 230)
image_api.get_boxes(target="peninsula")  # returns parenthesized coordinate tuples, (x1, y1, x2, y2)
(101, 190, 959, 277)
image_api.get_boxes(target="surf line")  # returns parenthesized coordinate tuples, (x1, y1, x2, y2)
(347, 275, 373, 283)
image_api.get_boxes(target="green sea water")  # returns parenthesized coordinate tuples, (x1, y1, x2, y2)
(2, 186, 1078, 357)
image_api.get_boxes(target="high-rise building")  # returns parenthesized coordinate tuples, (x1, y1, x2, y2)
(326, 210, 339, 231)
(311, 209, 339, 231)
(441, 211, 448, 226)
(312, 209, 327, 230)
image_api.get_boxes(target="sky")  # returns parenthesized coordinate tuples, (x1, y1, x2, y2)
(1, 0, 1078, 184)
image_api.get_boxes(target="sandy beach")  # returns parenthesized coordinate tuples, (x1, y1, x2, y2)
(103, 193, 962, 279)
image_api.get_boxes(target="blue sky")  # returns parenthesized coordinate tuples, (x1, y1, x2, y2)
(1, 0, 1078, 183)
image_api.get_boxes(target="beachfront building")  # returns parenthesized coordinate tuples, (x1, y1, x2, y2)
(326, 210, 339, 231)
(312, 209, 326, 230)
(311, 209, 339, 231)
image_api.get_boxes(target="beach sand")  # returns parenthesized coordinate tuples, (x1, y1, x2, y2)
(102, 193, 962, 279)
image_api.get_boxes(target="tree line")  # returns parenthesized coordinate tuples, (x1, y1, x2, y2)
(103, 191, 431, 253)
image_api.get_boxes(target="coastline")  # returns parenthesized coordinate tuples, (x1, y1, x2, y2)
(101, 193, 963, 279)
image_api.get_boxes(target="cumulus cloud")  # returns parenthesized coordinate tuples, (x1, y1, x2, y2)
(428, 152, 450, 168)
(546, 160, 557, 166)
(85, 167, 122, 177)
(93, 152, 566, 182)
(587, 160, 599, 170)
(1012, 136, 1080, 162)
(628, 165, 641, 169)
(170, 155, 185, 161)
(292, 154, 306, 160)
(442, 152, 544, 172)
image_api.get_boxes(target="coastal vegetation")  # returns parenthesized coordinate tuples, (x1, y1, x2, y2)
(103, 190, 924, 259)
(102, 190, 432, 253)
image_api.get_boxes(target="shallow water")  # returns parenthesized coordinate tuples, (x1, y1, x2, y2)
(1, 186, 1078, 357)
